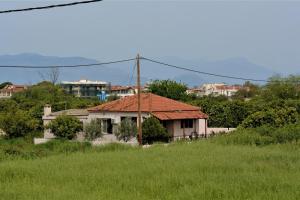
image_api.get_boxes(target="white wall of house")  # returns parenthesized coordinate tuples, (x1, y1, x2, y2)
(172, 119, 206, 138)
(88, 112, 149, 124)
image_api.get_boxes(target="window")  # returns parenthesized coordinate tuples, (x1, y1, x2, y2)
(181, 119, 193, 128)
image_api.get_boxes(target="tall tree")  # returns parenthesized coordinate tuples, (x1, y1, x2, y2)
(147, 80, 188, 100)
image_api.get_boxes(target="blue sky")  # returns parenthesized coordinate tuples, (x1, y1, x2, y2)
(0, 0, 300, 74)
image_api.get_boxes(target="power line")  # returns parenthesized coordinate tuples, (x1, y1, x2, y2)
(129, 59, 137, 86)
(0, 0, 103, 14)
(141, 57, 268, 83)
(0, 58, 136, 69)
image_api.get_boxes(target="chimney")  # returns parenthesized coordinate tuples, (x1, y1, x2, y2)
(44, 104, 52, 116)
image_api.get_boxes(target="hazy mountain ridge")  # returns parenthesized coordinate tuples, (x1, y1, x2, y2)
(0, 53, 276, 86)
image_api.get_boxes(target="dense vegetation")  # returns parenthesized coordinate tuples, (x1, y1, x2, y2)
(0, 140, 299, 200)
(0, 81, 100, 138)
(149, 76, 300, 130)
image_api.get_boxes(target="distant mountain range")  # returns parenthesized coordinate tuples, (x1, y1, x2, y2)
(0, 53, 277, 86)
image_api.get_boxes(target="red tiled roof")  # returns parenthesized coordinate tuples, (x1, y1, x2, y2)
(88, 93, 208, 119)
(215, 85, 241, 90)
(152, 111, 207, 120)
(0, 85, 27, 93)
(110, 86, 133, 91)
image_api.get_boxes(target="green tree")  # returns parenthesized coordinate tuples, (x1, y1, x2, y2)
(84, 119, 103, 140)
(142, 117, 170, 144)
(233, 81, 260, 99)
(147, 80, 188, 100)
(240, 107, 298, 128)
(0, 110, 39, 138)
(47, 115, 83, 139)
(115, 118, 137, 142)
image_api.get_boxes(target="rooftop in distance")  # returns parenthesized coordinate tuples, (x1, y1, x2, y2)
(61, 79, 108, 85)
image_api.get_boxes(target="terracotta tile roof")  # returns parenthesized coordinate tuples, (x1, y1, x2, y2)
(152, 111, 207, 120)
(0, 85, 27, 93)
(88, 93, 208, 119)
(215, 85, 242, 90)
(110, 85, 134, 91)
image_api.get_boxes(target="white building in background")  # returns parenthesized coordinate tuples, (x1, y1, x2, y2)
(187, 83, 242, 97)
(61, 79, 109, 98)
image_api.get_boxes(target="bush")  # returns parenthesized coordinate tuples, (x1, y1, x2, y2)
(0, 110, 39, 138)
(84, 119, 103, 140)
(115, 118, 137, 142)
(213, 129, 274, 146)
(142, 117, 170, 144)
(240, 107, 298, 128)
(273, 124, 300, 143)
(47, 115, 82, 139)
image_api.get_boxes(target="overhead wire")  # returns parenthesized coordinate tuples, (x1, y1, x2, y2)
(141, 57, 269, 83)
(0, 0, 103, 14)
(0, 58, 136, 69)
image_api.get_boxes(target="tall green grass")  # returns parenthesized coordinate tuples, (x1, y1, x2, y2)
(0, 141, 299, 199)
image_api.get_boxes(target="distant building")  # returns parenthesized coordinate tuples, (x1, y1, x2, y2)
(61, 79, 109, 98)
(0, 84, 27, 98)
(187, 83, 242, 97)
(108, 86, 137, 98)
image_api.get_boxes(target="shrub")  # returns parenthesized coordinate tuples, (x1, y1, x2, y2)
(47, 115, 82, 139)
(273, 124, 300, 143)
(213, 129, 274, 146)
(84, 119, 102, 140)
(115, 118, 137, 142)
(142, 117, 170, 144)
(0, 110, 39, 138)
(240, 107, 298, 128)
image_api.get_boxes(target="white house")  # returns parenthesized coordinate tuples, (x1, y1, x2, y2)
(88, 93, 208, 139)
(42, 93, 209, 141)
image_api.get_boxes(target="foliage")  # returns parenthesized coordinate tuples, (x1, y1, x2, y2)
(0, 110, 39, 138)
(142, 117, 170, 144)
(107, 94, 120, 101)
(147, 79, 188, 100)
(214, 123, 300, 145)
(240, 107, 298, 128)
(233, 81, 260, 99)
(115, 118, 137, 142)
(84, 119, 103, 140)
(47, 115, 83, 139)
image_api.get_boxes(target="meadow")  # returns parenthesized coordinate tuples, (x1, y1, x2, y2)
(0, 140, 300, 200)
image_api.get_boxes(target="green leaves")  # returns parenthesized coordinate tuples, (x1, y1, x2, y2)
(147, 80, 188, 101)
(142, 117, 169, 144)
(115, 118, 137, 142)
(47, 115, 82, 139)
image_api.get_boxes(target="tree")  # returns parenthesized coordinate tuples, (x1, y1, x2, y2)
(240, 107, 298, 128)
(142, 117, 170, 144)
(115, 118, 137, 142)
(47, 115, 82, 139)
(0, 110, 39, 138)
(38, 67, 60, 84)
(147, 80, 188, 100)
(84, 119, 102, 140)
(233, 81, 260, 99)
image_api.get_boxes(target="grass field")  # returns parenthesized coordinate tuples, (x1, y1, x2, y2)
(0, 141, 300, 200)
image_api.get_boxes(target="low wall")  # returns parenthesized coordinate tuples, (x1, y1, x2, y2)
(207, 128, 236, 135)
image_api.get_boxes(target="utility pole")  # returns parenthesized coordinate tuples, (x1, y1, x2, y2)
(137, 54, 142, 146)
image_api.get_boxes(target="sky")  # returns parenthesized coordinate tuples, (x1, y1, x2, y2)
(0, 0, 300, 74)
